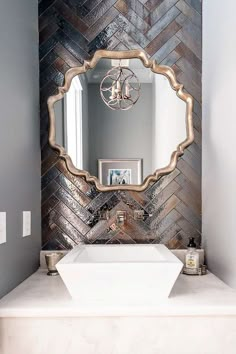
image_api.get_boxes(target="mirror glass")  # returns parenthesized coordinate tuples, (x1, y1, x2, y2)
(54, 58, 186, 186)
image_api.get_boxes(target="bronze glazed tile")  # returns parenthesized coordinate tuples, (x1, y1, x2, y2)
(40, 0, 202, 249)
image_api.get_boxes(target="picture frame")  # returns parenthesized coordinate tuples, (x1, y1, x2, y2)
(98, 159, 142, 186)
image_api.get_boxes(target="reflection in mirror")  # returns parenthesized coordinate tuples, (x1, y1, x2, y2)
(54, 58, 186, 186)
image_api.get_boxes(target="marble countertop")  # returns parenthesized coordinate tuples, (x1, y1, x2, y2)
(0, 269, 236, 318)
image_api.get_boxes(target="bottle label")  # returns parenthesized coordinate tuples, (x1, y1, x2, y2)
(186, 255, 196, 268)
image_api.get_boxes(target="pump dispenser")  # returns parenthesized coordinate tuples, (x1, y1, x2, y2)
(184, 237, 199, 275)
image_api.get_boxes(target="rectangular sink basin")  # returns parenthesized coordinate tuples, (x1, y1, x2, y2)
(56, 244, 183, 305)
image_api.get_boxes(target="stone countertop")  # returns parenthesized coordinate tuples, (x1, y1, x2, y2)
(0, 269, 236, 317)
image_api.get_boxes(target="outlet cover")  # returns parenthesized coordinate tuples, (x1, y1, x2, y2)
(23, 211, 31, 237)
(0, 212, 6, 244)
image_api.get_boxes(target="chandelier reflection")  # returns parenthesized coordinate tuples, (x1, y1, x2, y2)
(100, 64, 141, 111)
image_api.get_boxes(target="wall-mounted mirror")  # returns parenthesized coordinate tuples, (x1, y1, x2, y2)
(48, 50, 194, 191)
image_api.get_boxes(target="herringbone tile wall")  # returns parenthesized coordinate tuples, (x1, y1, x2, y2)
(40, 0, 202, 250)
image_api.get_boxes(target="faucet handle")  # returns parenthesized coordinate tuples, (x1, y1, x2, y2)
(116, 211, 127, 226)
(92, 210, 110, 221)
(134, 210, 152, 220)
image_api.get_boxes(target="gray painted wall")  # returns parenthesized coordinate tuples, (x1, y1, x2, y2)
(202, 0, 236, 288)
(88, 84, 153, 179)
(0, 0, 40, 298)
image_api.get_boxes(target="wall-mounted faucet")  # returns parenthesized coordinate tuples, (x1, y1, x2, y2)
(93, 209, 152, 227)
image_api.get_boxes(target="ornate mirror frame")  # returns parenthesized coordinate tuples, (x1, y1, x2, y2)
(47, 49, 194, 192)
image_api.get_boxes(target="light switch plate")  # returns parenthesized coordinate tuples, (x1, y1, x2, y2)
(0, 212, 6, 244)
(23, 211, 31, 237)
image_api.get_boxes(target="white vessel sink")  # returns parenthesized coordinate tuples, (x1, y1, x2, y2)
(56, 244, 183, 306)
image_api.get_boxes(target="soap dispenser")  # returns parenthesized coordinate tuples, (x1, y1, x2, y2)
(184, 237, 199, 275)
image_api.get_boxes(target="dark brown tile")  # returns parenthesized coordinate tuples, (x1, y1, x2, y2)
(110, 230, 136, 244)
(77, 0, 104, 19)
(176, 201, 201, 231)
(115, 32, 143, 51)
(115, 13, 149, 47)
(153, 209, 181, 241)
(53, 42, 81, 67)
(145, 0, 178, 27)
(55, 202, 91, 235)
(42, 194, 60, 219)
(86, 192, 115, 213)
(177, 216, 201, 244)
(54, 0, 88, 33)
(145, 0, 164, 12)
(42, 228, 75, 250)
(55, 187, 93, 223)
(153, 222, 181, 245)
(86, 220, 110, 242)
(145, 5, 180, 41)
(83, 0, 118, 27)
(175, 42, 202, 73)
(119, 0, 149, 20)
(115, 0, 150, 33)
(84, 7, 119, 42)
(51, 210, 87, 244)
(56, 173, 91, 207)
(42, 150, 59, 176)
(177, 159, 201, 193)
(146, 180, 180, 215)
(55, 159, 94, 196)
(52, 57, 70, 74)
(145, 169, 180, 199)
(145, 20, 181, 56)
(176, 0, 201, 28)
(147, 194, 180, 229)
(39, 0, 56, 16)
(40, 22, 58, 45)
(42, 179, 60, 204)
(41, 166, 60, 190)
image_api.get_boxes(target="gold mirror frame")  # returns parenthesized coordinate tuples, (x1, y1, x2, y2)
(47, 49, 194, 192)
